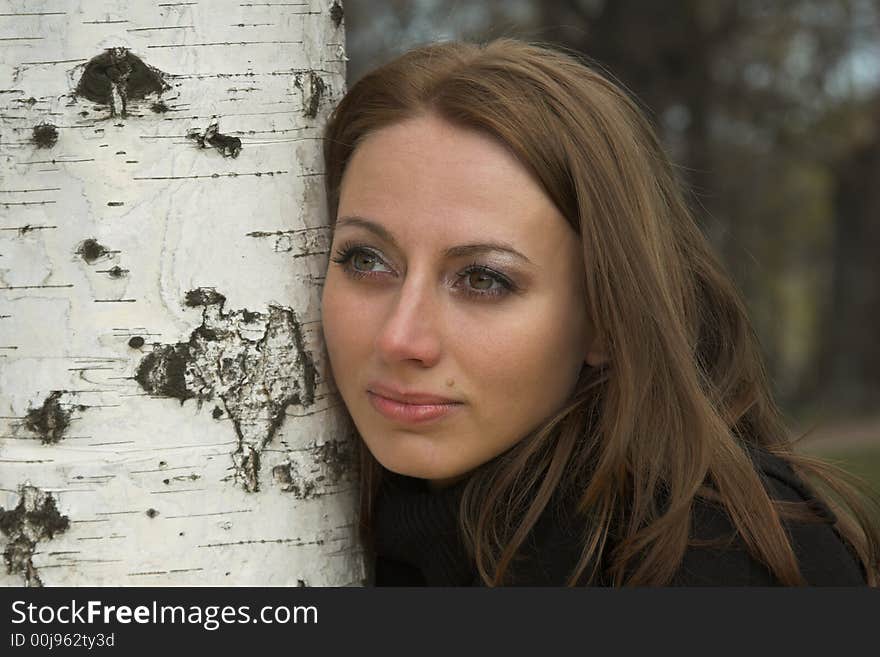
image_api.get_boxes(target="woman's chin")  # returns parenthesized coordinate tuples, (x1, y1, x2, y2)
(371, 448, 464, 483)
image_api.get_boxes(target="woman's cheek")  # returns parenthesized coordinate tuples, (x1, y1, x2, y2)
(321, 278, 366, 381)
(469, 302, 580, 422)
(454, 312, 542, 407)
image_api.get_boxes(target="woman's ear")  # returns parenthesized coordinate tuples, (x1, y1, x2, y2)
(584, 335, 607, 367)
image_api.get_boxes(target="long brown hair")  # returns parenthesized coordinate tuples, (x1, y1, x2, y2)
(322, 38, 880, 586)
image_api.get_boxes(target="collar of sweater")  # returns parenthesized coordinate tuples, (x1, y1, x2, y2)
(373, 471, 476, 585)
(369, 443, 828, 586)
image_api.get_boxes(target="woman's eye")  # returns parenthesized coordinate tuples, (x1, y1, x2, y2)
(456, 266, 513, 298)
(331, 245, 513, 298)
(351, 250, 385, 272)
(466, 270, 497, 291)
(330, 245, 392, 277)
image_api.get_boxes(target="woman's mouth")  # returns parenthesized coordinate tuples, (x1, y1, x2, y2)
(366, 389, 463, 424)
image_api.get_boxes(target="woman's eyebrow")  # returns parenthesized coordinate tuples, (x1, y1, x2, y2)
(335, 215, 533, 265)
(443, 243, 533, 265)
(336, 216, 399, 248)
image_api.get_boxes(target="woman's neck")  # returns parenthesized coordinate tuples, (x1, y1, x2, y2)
(425, 472, 469, 491)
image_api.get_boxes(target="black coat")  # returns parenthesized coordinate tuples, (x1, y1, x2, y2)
(372, 445, 867, 586)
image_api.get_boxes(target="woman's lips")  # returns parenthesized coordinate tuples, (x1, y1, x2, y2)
(366, 390, 462, 424)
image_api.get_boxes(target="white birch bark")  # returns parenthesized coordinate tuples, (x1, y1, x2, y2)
(0, 0, 363, 586)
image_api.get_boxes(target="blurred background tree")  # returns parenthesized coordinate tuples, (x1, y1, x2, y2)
(341, 0, 880, 486)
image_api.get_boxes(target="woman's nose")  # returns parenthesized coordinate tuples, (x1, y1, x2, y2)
(374, 276, 442, 368)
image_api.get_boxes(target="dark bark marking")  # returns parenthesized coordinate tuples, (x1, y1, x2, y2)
(74, 48, 170, 117)
(212, 406, 224, 419)
(9, 224, 57, 235)
(330, 0, 343, 28)
(0, 187, 61, 192)
(0, 486, 70, 587)
(246, 225, 331, 255)
(0, 284, 73, 290)
(76, 238, 109, 263)
(133, 170, 286, 181)
(107, 266, 128, 278)
(272, 463, 294, 486)
(2, 202, 56, 209)
(240, 450, 260, 493)
(145, 508, 159, 518)
(107, 201, 124, 207)
(186, 120, 242, 158)
(24, 391, 70, 444)
(273, 439, 355, 498)
(194, 325, 221, 341)
(0, 12, 66, 16)
(315, 438, 355, 484)
(127, 25, 195, 32)
(185, 287, 225, 307)
(134, 343, 193, 403)
(31, 122, 58, 148)
(133, 288, 318, 492)
(128, 336, 145, 349)
(22, 158, 94, 165)
(273, 463, 316, 498)
(294, 71, 326, 119)
(150, 100, 169, 113)
(146, 40, 303, 48)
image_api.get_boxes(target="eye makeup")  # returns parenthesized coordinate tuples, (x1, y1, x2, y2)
(330, 241, 394, 279)
(452, 263, 517, 299)
(329, 241, 520, 300)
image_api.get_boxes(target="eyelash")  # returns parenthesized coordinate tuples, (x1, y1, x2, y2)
(329, 242, 517, 299)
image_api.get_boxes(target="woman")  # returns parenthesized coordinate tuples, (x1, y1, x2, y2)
(319, 39, 880, 586)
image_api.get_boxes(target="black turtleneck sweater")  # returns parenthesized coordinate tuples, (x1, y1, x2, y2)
(372, 446, 868, 586)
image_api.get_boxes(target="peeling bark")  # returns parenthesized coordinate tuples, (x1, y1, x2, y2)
(272, 438, 355, 499)
(134, 289, 318, 492)
(186, 120, 243, 158)
(0, 485, 70, 587)
(23, 391, 72, 444)
(74, 48, 170, 118)
(295, 71, 327, 119)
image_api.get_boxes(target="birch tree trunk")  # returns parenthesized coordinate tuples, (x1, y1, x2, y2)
(0, 0, 363, 586)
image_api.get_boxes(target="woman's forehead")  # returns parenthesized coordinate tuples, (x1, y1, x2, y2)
(345, 116, 533, 194)
(337, 115, 571, 252)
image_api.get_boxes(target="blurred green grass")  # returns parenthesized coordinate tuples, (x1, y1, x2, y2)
(800, 446, 880, 497)
(791, 414, 880, 498)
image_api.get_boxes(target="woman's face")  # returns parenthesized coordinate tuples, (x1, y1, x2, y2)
(321, 114, 596, 488)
